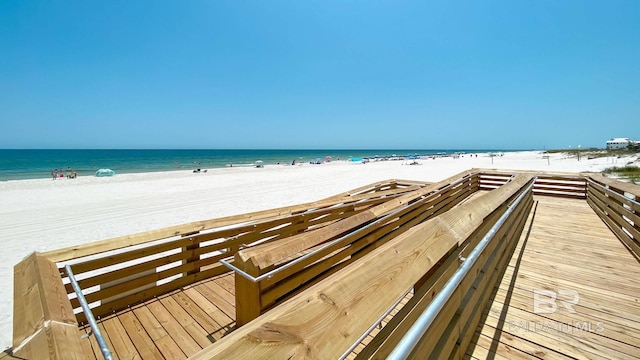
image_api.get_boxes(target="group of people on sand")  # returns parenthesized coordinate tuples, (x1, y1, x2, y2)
(51, 167, 77, 180)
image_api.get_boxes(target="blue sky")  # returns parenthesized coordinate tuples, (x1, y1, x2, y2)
(1, 1, 638, 150)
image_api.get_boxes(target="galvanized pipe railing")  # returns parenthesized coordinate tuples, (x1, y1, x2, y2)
(65, 264, 114, 360)
(338, 287, 414, 360)
(220, 174, 475, 283)
(387, 178, 535, 359)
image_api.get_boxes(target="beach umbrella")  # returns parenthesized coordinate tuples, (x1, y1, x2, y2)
(255, 160, 264, 168)
(95, 169, 116, 177)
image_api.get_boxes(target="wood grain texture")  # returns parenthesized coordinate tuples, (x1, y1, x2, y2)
(466, 195, 640, 360)
(232, 174, 478, 324)
(188, 175, 532, 359)
(588, 173, 640, 198)
(12, 253, 83, 359)
(42, 180, 422, 262)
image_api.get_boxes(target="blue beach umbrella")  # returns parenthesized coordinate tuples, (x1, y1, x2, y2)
(95, 169, 116, 177)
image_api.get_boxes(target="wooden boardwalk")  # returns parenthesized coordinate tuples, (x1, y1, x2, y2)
(78, 195, 640, 359)
(80, 274, 237, 359)
(466, 196, 640, 359)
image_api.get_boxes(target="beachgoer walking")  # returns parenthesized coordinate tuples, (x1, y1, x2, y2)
(52, 169, 58, 180)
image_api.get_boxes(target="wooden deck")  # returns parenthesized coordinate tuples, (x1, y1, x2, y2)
(79, 274, 237, 359)
(78, 195, 640, 359)
(466, 195, 640, 359)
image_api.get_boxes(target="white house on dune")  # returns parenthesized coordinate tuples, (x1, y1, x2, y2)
(606, 138, 633, 149)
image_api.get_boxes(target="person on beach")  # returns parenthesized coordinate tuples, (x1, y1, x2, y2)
(66, 167, 77, 179)
(51, 169, 58, 180)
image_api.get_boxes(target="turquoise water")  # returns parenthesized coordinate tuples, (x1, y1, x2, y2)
(0, 149, 512, 181)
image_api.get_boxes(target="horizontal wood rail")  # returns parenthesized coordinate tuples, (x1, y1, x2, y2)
(64, 265, 113, 360)
(479, 170, 587, 199)
(42, 179, 424, 263)
(354, 179, 531, 359)
(46, 180, 421, 324)
(231, 171, 479, 325)
(586, 173, 640, 260)
(325, 179, 432, 201)
(189, 174, 534, 359)
(387, 178, 534, 359)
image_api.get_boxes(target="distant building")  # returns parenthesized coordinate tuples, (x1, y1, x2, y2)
(606, 138, 632, 150)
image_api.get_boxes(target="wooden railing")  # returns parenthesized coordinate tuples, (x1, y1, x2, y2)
(586, 173, 640, 260)
(479, 170, 587, 199)
(13, 169, 638, 359)
(371, 177, 534, 359)
(189, 174, 534, 359)
(230, 171, 479, 325)
(12, 253, 84, 359)
(36, 179, 424, 325)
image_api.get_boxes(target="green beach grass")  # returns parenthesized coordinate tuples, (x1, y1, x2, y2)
(544, 148, 638, 159)
(543, 148, 640, 184)
(602, 165, 640, 184)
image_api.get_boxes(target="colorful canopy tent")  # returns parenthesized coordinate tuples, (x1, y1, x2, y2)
(95, 169, 116, 177)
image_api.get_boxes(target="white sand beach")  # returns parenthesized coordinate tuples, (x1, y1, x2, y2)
(1, 150, 637, 350)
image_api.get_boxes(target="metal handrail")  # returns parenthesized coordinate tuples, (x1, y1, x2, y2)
(65, 265, 114, 360)
(220, 174, 475, 283)
(338, 287, 414, 360)
(387, 178, 534, 359)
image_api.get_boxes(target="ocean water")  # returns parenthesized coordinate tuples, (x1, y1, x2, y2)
(0, 149, 507, 181)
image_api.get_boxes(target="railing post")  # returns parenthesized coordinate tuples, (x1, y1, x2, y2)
(234, 254, 262, 326)
(296, 215, 308, 234)
(13, 253, 84, 359)
(182, 233, 200, 277)
(228, 244, 240, 255)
